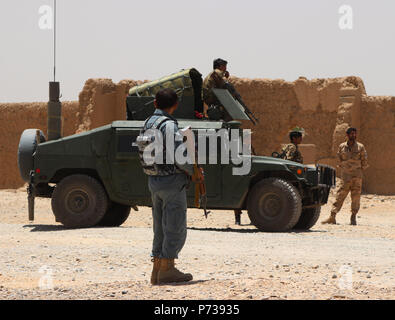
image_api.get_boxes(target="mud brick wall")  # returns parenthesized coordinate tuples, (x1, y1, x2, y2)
(1, 76, 394, 194)
(0, 102, 80, 188)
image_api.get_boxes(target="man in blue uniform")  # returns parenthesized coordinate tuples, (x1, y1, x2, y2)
(138, 88, 203, 285)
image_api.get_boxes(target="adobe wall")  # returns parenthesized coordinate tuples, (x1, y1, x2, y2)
(76, 79, 142, 133)
(360, 96, 395, 194)
(1, 75, 394, 194)
(230, 76, 365, 162)
(0, 101, 80, 189)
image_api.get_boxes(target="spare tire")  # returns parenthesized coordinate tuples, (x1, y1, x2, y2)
(17, 129, 46, 182)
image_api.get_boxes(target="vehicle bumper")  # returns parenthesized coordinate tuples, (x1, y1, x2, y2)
(303, 184, 332, 208)
(303, 164, 336, 208)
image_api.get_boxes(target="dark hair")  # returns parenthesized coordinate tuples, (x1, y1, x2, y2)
(289, 131, 302, 142)
(213, 58, 228, 70)
(346, 127, 357, 135)
(155, 88, 178, 110)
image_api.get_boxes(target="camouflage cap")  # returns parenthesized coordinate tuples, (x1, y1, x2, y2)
(289, 126, 306, 137)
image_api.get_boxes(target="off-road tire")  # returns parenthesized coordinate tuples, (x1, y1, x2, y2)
(96, 202, 131, 227)
(247, 178, 302, 232)
(293, 207, 321, 230)
(17, 129, 46, 182)
(51, 174, 108, 228)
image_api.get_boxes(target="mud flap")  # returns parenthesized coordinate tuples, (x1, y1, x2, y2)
(27, 173, 35, 221)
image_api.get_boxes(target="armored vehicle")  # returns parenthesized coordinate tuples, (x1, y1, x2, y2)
(17, 68, 335, 231)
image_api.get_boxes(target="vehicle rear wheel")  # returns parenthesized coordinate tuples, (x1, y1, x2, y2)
(247, 178, 302, 232)
(96, 202, 131, 227)
(51, 174, 108, 228)
(293, 207, 321, 230)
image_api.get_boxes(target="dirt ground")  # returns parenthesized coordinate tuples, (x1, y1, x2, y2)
(0, 187, 394, 300)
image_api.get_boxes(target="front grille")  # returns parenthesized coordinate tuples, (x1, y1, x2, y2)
(317, 164, 336, 187)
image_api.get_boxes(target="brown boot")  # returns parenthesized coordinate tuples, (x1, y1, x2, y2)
(151, 257, 161, 285)
(350, 213, 357, 226)
(322, 212, 337, 225)
(157, 258, 193, 284)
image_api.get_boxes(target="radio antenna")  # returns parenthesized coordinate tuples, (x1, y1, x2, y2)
(48, 0, 61, 141)
(53, 0, 57, 82)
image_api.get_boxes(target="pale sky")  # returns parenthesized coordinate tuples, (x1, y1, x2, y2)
(1, 0, 394, 102)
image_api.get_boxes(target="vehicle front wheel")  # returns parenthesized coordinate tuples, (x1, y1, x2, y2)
(96, 202, 131, 227)
(293, 207, 321, 230)
(247, 178, 302, 232)
(51, 174, 108, 228)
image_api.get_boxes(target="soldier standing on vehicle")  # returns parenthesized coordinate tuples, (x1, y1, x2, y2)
(202, 58, 229, 108)
(280, 127, 305, 164)
(322, 127, 369, 226)
(202, 58, 259, 125)
(137, 88, 203, 285)
(203, 58, 243, 225)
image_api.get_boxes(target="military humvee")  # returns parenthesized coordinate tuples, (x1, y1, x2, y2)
(17, 68, 335, 231)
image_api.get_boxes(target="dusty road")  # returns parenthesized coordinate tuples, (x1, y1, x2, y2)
(0, 188, 394, 300)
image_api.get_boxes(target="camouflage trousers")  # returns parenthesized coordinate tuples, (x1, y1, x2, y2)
(331, 177, 363, 215)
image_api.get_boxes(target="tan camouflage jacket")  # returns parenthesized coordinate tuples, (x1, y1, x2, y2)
(281, 143, 303, 164)
(337, 141, 369, 180)
(202, 69, 227, 105)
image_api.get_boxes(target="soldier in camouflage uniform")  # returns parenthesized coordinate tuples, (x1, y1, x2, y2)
(202, 58, 230, 108)
(322, 127, 369, 226)
(281, 127, 304, 163)
(203, 59, 245, 224)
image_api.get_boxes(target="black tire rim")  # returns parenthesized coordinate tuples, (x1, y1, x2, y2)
(258, 192, 283, 220)
(65, 189, 90, 215)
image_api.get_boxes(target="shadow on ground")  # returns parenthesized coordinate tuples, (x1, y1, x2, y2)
(22, 224, 326, 234)
(23, 224, 70, 232)
(187, 226, 326, 234)
(159, 279, 209, 286)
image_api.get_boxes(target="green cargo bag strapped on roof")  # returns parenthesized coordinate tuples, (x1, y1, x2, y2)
(127, 68, 204, 120)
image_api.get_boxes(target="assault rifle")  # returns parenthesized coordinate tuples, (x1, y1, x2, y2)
(180, 127, 210, 218)
(193, 164, 210, 218)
